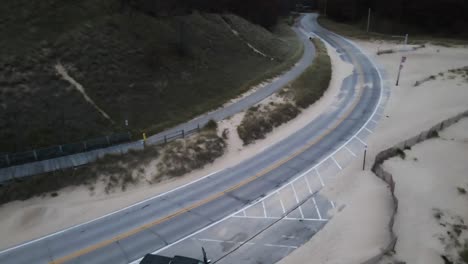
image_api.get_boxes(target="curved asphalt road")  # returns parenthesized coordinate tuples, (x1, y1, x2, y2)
(0, 14, 382, 264)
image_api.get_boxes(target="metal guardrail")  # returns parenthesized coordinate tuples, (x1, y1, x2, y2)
(0, 132, 133, 169)
(0, 125, 203, 172)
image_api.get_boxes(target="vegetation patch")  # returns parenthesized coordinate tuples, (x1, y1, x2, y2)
(460, 244, 468, 263)
(396, 148, 406, 160)
(457, 187, 467, 195)
(156, 128, 226, 177)
(428, 130, 440, 139)
(414, 66, 468, 87)
(237, 38, 331, 145)
(237, 103, 300, 145)
(431, 209, 468, 263)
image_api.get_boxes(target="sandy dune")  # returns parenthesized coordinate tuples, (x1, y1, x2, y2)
(280, 41, 468, 264)
(381, 118, 468, 264)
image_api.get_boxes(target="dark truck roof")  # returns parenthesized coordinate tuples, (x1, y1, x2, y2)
(140, 254, 203, 264)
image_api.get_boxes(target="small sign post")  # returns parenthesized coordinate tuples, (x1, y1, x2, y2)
(363, 146, 367, 171)
(396, 56, 406, 86)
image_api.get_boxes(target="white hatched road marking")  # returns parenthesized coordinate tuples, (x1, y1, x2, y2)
(231, 215, 327, 221)
(344, 146, 357, 157)
(279, 195, 286, 214)
(265, 244, 298, 249)
(304, 175, 313, 194)
(331, 156, 342, 170)
(355, 136, 367, 146)
(364, 127, 373, 133)
(195, 238, 255, 246)
(291, 184, 305, 219)
(315, 168, 325, 187)
(312, 197, 322, 220)
(262, 201, 267, 218)
(196, 238, 298, 250)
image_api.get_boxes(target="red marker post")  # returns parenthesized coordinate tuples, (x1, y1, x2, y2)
(396, 56, 406, 86)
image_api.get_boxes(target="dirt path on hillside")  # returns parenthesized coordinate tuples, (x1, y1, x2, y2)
(55, 63, 114, 123)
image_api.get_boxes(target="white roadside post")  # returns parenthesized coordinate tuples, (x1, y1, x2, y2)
(396, 56, 407, 86)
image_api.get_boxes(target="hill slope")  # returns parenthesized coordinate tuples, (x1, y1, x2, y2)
(0, 0, 301, 153)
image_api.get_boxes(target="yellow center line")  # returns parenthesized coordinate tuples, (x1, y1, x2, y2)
(51, 38, 366, 264)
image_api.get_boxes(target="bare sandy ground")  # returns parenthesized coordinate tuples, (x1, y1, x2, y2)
(380, 118, 468, 264)
(0, 40, 351, 249)
(280, 41, 468, 264)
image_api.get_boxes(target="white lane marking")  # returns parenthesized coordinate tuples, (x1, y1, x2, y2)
(265, 244, 298, 249)
(279, 196, 286, 214)
(0, 169, 223, 255)
(331, 156, 342, 170)
(291, 184, 300, 203)
(291, 184, 305, 219)
(196, 238, 255, 246)
(364, 127, 373, 133)
(312, 197, 323, 220)
(298, 206, 305, 219)
(355, 136, 368, 146)
(262, 201, 267, 218)
(315, 168, 325, 187)
(231, 215, 327, 222)
(344, 146, 357, 157)
(304, 175, 313, 194)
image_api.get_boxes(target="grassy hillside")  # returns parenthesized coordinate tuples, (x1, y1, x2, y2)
(0, 0, 301, 153)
